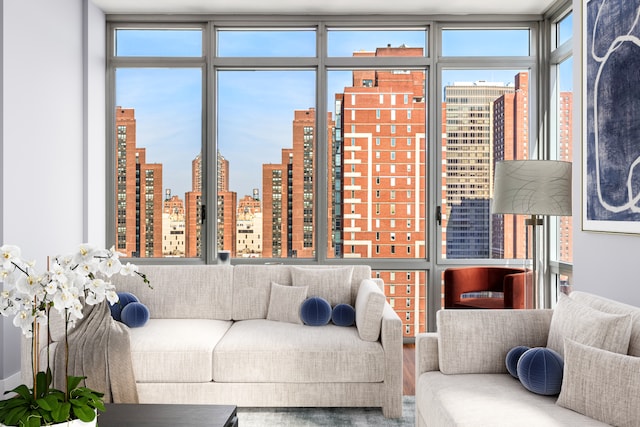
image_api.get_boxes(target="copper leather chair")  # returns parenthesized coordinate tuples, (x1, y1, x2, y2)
(444, 266, 533, 309)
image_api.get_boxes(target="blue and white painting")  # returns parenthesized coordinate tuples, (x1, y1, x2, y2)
(584, 0, 640, 233)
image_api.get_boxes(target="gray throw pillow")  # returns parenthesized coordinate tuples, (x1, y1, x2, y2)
(546, 293, 632, 357)
(266, 282, 308, 325)
(557, 339, 640, 427)
(291, 266, 353, 307)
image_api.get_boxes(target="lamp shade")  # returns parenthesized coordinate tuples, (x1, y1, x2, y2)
(493, 160, 572, 216)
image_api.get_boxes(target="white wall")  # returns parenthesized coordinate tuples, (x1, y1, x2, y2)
(1, 0, 105, 392)
(571, 0, 640, 308)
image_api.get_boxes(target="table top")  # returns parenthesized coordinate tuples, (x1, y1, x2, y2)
(98, 403, 237, 427)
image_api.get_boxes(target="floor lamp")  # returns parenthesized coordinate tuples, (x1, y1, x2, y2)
(492, 160, 572, 309)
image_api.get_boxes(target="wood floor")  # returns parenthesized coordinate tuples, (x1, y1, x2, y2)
(403, 343, 416, 396)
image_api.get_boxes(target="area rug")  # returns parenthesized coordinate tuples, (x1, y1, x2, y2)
(237, 396, 415, 426)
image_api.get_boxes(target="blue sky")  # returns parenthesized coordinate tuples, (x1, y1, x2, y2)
(115, 28, 573, 201)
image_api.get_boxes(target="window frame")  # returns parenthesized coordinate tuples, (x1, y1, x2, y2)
(105, 13, 567, 337)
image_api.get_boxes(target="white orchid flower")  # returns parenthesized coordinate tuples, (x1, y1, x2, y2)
(120, 262, 139, 276)
(13, 309, 35, 337)
(73, 244, 97, 265)
(99, 257, 122, 277)
(106, 289, 119, 305)
(0, 245, 21, 269)
(68, 300, 84, 322)
(53, 288, 77, 311)
(15, 274, 43, 299)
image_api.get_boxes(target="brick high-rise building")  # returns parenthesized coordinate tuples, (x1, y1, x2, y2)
(115, 107, 163, 258)
(185, 151, 237, 257)
(185, 154, 202, 258)
(333, 45, 427, 337)
(558, 91, 573, 263)
(262, 108, 334, 258)
(492, 72, 530, 260)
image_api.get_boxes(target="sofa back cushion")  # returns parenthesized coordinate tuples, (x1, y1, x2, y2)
(547, 293, 632, 358)
(110, 265, 234, 320)
(232, 265, 293, 320)
(569, 291, 640, 357)
(232, 265, 372, 320)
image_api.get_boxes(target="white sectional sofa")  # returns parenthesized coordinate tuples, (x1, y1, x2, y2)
(24, 264, 403, 418)
(415, 291, 640, 426)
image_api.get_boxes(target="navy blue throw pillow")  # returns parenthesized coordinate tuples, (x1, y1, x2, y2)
(506, 345, 530, 379)
(109, 292, 139, 321)
(332, 303, 356, 326)
(517, 347, 564, 395)
(300, 297, 332, 326)
(121, 302, 150, 328)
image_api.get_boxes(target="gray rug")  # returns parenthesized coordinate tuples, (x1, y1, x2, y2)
(237, 396, 415, 426)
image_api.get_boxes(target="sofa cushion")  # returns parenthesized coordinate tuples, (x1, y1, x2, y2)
(266, 282, 307, 325)
(355, 279, 386, 342)
(570, 290, 640, 357)
(213, 319, 385, 383)
(547, 294, 632, 358)
(291, 266, 353, 307)
(129, 319, 233, 382)
(557, 339, 640, 427)
(300, 296, 332, 326)
(111, 265, 234, 320)
(436, 309, 552, 375)
(417, 372, 609, 426)
(232, 265, 293, 320)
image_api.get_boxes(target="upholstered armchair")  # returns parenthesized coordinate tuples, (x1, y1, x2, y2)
(444, 266, 533, 309)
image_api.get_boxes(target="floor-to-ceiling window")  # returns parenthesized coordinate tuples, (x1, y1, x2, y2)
(106, 14, 570, 338)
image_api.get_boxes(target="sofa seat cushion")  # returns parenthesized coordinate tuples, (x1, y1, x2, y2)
(213, 319, 385, 383)
(416, 372, 609, 426)
(129, 319, 233, 383)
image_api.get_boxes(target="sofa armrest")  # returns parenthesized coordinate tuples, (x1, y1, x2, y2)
(415, 333, 439, 376)
(380, 302, 403, 417)
(437, 308, 553, 374)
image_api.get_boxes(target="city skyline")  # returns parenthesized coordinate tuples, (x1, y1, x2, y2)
(115, 30, 573, 203)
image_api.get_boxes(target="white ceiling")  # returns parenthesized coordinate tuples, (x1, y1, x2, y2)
(91, 0, 557, 16)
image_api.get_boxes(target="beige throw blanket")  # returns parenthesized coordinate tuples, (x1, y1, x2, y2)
(53, 301, 139, 403)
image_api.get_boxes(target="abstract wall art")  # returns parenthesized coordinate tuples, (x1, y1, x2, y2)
(583, 0, 640, 233)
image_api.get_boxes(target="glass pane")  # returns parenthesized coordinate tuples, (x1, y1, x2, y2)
(442, 29, 530, 56)
(328, 65, 427, 259)
(556, 57, 573, 263)
(115, 68, 203, 258)
(557, 12, 573, 47)
(441, 70, 530, 260)
(327, 29, 427, 57)
(217, 71, 316, 258)
(374, 270, 427, 338)
(217, 30, 316, 57)
(115, 29, 202, 57)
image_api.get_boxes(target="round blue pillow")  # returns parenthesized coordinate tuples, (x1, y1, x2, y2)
(517, 347, 564, 395)
(506, 345, 530, 379)
(121, 302, 150, 328)
(332, 303, 356, 327)
(300, 297, 332, 326)
(109, 292, 139, 321)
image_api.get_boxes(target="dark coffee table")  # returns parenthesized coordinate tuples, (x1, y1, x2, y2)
(98, 403, 238, 427)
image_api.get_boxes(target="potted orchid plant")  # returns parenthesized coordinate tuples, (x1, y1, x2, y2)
(0, 244, 149, 427)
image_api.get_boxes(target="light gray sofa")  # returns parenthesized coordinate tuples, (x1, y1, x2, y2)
(24, 264, 403, 418)
(415, 291, 640, 426)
